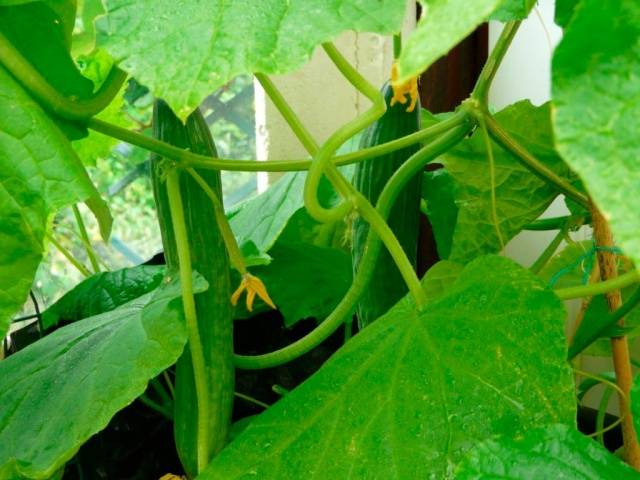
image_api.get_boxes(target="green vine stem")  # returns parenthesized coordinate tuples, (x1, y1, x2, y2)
(255, 73, 319, 155)
(524, 214, 589, 231)
(471, 21, 521, 103)
(234, 391, 270, 410)
(234, 123, 471, 370)
(482, 112, 590, 208)
(568, 287, 640, 360)
(0, 31, 126, 120)
(72, 205, 100, 274)
(478, 115, 505, 250)
(555, 269, 640, 300)
(393, 33, 402, 59)
(150, 377, 173, 407)
(44, 231, 92, 277)
(249, 67, 425, 306)
(165, 170, 211, 473)
(87, 116, 455, 173)
(300, 42, 384, 223)
(529, 219, 574, 274)
(351, 186, 427, 306)
(139, 394, 173, 421)
(573, 367, 627, 439)
(299, 49, 380, 222)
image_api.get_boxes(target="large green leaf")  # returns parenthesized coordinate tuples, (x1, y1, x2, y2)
(200, 256, 574, 479)
(41, 265, 166, 330)
(0, 275, 203, 479)
(0, 67, 109, 341)
(96, 0, 406, 120)
(437, 101, 572, 263)
(552, 0, 640, 267)
(455, 424, 637, 479)
(396, 0, 501, 84)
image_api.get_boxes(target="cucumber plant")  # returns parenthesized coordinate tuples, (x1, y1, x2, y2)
(1, 0, 640, 478)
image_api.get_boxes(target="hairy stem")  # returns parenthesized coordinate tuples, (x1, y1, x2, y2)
(352, 186, 428, 306)
(139, 394, 173, 421)
(233, 392, 270, 410)
(87, 116, 456, 173)
(529, 219, 573, 274)
(165, 170, 210, 473)
(524, 214, 590, 231)
(483, 112, 589, 208)
(301, 42, 384, 223)
(568, 288, 640, 360)
(255, 73, 319, 155)
(393, 33, 402, 59)
(0, 31, 126, 120)
(590, 205, 640, 469)
(478, 115, 505, 250)
(555, 270, 640, 300)
(472, 21, 521, 102)
(45, 231, 91, 277)
(72, 205, 100, 274)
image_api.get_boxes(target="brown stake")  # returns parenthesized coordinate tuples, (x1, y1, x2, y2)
(591, 204, 640, 469)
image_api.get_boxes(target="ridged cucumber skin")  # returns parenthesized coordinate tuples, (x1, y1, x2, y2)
(151, 100, 233, 478)
(352, 82, 422, 329)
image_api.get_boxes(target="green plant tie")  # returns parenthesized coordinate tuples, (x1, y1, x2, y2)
(548, 242, 624, 288)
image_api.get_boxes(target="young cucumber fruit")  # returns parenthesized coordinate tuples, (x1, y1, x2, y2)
(352, 82, 422, 329)
(151, 100, 233, 477)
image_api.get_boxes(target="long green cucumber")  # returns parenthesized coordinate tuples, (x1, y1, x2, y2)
(351, 82, 422, 329)
(151, 100, 233, 477)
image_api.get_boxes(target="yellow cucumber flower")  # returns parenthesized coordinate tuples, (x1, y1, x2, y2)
(231, 273, 276, 312)
(390, 62, 419, 112)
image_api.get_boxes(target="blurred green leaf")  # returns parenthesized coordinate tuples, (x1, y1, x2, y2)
(553, 0, 640, 268)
